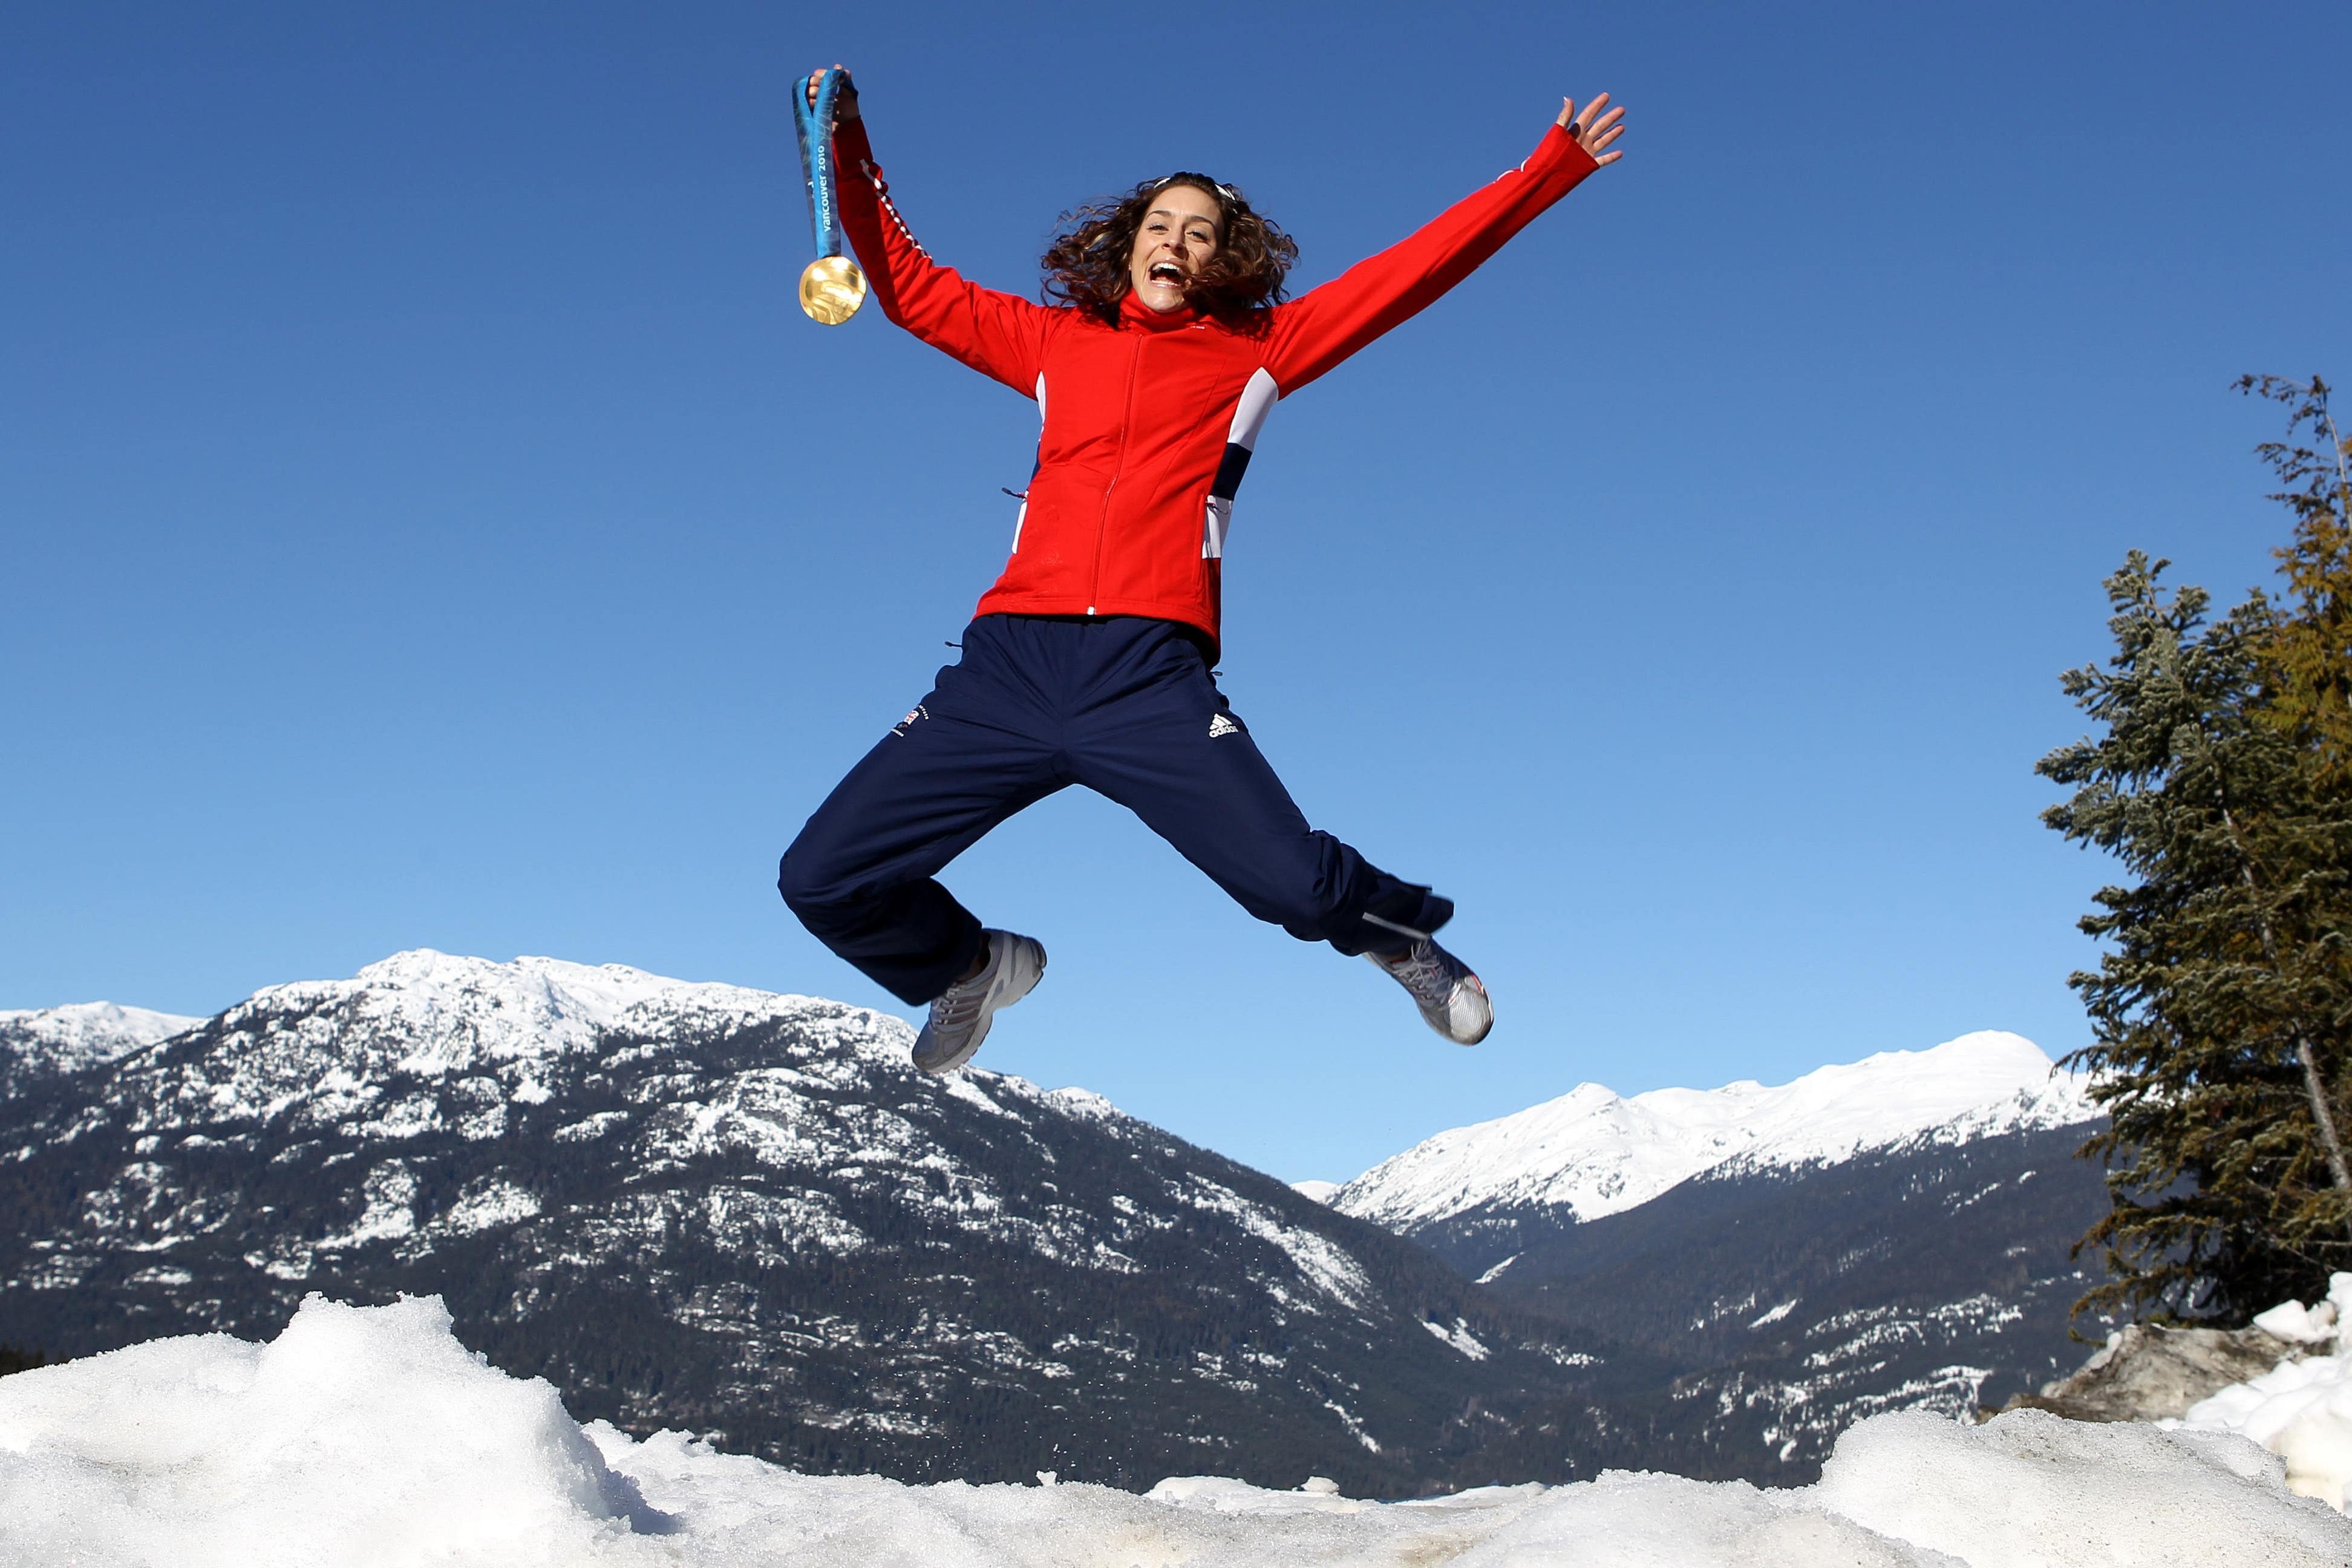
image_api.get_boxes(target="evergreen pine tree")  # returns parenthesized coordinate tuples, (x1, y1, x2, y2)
(2040, 551, 2352, 1324)
(2242, 375, 2352, 786)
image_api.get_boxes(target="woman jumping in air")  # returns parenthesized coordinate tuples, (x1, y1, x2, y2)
(780, 70, 1625, 1074)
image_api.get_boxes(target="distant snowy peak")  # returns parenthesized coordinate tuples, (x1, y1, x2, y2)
(0, 1002, 201, 1094)
(266, 947, 799, 1029)
(0, 1001, 201, 1057)
(224, 949, 886, 1077)
(8, 950, 1169, 1163)
(100, 947, 953, 1132)
(1334, 1031, 2100, 1233)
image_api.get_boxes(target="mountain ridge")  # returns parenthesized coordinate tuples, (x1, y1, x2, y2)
(0, 1001, 202, 1100)
(0, 949, 1606, 1495)
(2, 951, 2114, 1486)
(1331, 1029, 2097, 1235)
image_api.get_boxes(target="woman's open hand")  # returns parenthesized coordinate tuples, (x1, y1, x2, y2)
(1557, 93, 1624, 165)
(805, 65, 859, 121)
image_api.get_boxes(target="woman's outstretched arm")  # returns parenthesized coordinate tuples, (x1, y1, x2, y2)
(1262, 93, 1625, 394)
(815, 71, 1057, 397)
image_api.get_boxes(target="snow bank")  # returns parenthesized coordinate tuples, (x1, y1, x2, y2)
(2177, 1272, 2352, 1511)
(2, 1297, 2345, 1567)
(0, 1295, 659, 1566)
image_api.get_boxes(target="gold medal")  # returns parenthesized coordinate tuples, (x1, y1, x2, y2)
(799, 255, 867, 325)
(794, 70, 866, 326)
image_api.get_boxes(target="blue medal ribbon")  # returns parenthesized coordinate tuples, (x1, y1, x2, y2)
(793, 67, 848, 263)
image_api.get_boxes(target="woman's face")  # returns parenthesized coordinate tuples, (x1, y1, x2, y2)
(1126, 184, 1223, 313)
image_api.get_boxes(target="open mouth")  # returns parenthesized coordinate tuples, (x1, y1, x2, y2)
(1148, 262, 1186, 285)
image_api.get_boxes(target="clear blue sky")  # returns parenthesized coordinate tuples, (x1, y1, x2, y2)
(7, 2, 2348, 1183)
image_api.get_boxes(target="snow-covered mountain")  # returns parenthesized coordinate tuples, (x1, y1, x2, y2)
(1333, 1031, 2097, 1235)
(0, 950, 1598, 1496)
(1318, 1031, 2112, 1482)
(0, 1001, 198, 1093)
(0, 956, 2120, 1489)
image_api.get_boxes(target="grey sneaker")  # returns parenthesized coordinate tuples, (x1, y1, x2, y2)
(1368, 938, 1492, 1045)
(912, 930, 1045, 1075)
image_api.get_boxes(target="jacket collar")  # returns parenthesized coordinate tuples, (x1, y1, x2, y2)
(1119, 289, 1206, 333)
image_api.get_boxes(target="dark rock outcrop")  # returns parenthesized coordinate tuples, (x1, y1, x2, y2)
(1994, 1322, 2296, 1422)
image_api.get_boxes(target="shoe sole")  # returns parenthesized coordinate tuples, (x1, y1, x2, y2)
(1446, 977, 1494, 1046)
(914, 936, 1046, 1076)
(1367, 953, 1492, 1046)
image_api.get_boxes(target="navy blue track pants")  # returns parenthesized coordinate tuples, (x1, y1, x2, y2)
(779, 615, 1452, 1005)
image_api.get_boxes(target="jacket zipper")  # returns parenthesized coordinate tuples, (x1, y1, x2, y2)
(1088, 333, 1145, 615)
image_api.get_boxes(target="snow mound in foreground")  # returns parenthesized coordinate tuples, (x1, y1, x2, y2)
(2, 1297, 2345, 1567)
(2176, 1272, 2352, 1510)
(0, 1295, 661, 1564)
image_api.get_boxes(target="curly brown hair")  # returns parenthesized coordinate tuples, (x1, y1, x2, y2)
(1040, 174, 1298, 326)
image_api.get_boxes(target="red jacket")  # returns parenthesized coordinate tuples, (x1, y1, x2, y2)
(834, 116, 1598, 652)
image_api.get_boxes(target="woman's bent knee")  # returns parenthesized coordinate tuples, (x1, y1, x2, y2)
(777, 843, 851, 927)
